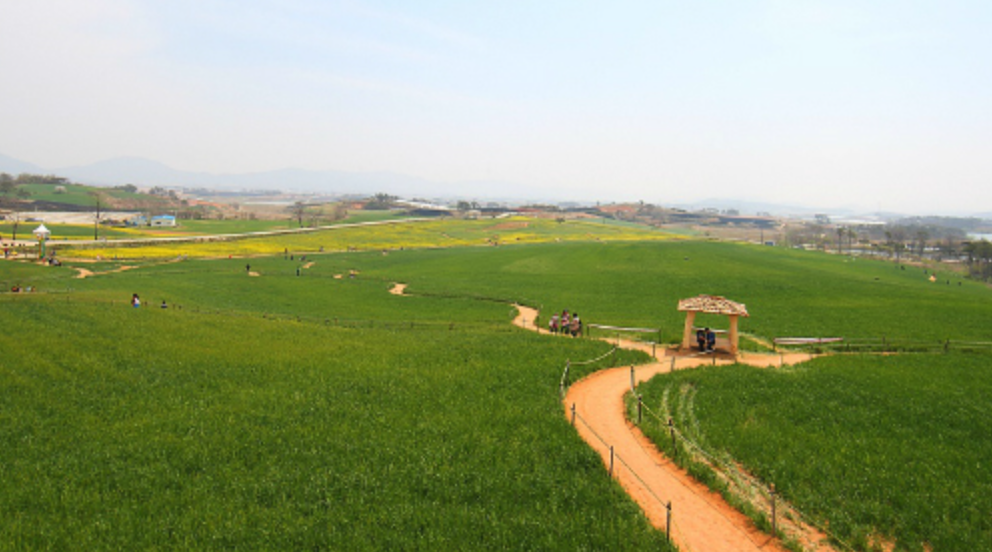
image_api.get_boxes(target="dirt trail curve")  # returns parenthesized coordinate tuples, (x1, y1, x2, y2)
(511, 305, 830, 552)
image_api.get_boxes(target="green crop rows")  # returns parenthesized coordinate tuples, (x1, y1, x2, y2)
(635, 355, 992, 551)
(3, 224, 992, 550)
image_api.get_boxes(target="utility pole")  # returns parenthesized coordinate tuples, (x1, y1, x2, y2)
(93, 195, 102, 240)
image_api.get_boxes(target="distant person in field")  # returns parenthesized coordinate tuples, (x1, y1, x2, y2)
(560, 310, 570, 333)
(696, 329, 706, 352)
(161, 300, 168, 309)
(246, 263, 251, 272)
(705, 328, 716, 352)
(131, 293, 141, 308)
(549, 313, 559, 333)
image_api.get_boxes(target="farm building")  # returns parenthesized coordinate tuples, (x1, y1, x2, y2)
(125, 214, 177, 227)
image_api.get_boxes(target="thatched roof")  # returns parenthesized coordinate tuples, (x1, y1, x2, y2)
(677, 295, 749, 317)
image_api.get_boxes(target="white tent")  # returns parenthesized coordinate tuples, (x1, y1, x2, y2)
(32, 224, 51, 240)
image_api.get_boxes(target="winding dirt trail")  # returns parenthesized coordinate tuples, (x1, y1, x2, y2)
(511, 305, 830, 552)
(73, 265, 138, 279)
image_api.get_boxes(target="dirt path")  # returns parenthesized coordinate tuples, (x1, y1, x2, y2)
(512, 304, 829, 552)
(73, 265, 138, 279)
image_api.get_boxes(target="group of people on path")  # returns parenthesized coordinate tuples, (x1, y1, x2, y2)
(549, 309, 582, 337)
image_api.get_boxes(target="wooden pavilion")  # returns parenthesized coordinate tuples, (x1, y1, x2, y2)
(678, 295, 749, 354)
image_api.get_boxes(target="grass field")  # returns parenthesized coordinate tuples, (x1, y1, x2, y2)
(57, 216, 674, 260)
(634, 355, 992, 551)
(3, 230, 992, 550)
(0, 293, 659, 551)
(18, 183, 160, 207)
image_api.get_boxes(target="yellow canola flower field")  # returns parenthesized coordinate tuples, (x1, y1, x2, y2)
(61, 217, 675, 260)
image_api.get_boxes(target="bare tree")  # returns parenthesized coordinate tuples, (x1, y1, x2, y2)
(89, 191, 103, 240)
(288, 201, 308, 228)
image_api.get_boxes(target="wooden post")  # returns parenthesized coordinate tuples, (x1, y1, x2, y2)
(630, 366, 635, 393)
(729, 314, 740, 355)
(668, 418, 677, 457)
(652, 342, 657, 358)
(637, 395, 642, 424)
(571, 403, 576, 426)
(666, 502, 672, 543)
(770, 483, 777, 535)
(670, 357, 676, 372)
(609, 446, 614, 478)
(680, 311, 696, 351)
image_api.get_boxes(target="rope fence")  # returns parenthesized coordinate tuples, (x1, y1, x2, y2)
(773, 336, 992, 354)
(559, 343, 865, 551)
(637, 394, 857, 552)
(559, 351, 684, 551)
(570, 407, 687, 551)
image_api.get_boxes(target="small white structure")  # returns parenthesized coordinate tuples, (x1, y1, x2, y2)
(151, 215, 177, 227)
(32, 224, 51, 241)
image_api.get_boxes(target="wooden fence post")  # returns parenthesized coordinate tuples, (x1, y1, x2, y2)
(609, 446, 614, 478)
(637, 395, 642, 425)
(666, 502, 672, 544)
(670, 357, 676, 372)
(630, 366, 635, 393)
(770, 483, 777, 535)
(571, 403, 576, 426)
(668, 418, 677, 457)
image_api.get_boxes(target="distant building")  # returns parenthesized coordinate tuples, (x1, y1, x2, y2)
(126, 214, 177, 227)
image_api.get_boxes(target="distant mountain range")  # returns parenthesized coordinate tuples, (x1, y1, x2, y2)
(2, 152, 990, 219)
(0, 152, 46, 175)
(0, 153, 541, 203)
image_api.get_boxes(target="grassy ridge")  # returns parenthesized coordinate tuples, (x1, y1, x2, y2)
(344, 240, 992, 343)
(0, 297, 661, 550)
(635, 356, 992, 551)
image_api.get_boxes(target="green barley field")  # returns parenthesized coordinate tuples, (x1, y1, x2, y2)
(3, 219, 992, 550)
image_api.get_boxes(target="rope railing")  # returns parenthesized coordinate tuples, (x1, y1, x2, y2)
(638, 392, 857, 552)
(570, 407, 683, 551)
(774, 336, 992, 354)
(557, 346, 681, 550)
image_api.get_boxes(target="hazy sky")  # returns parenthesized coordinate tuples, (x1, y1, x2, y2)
(1, 1, 990, 213)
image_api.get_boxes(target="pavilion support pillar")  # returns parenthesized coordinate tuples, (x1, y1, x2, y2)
(680, 311, 697, 351)
(729, 315, 740, 355)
